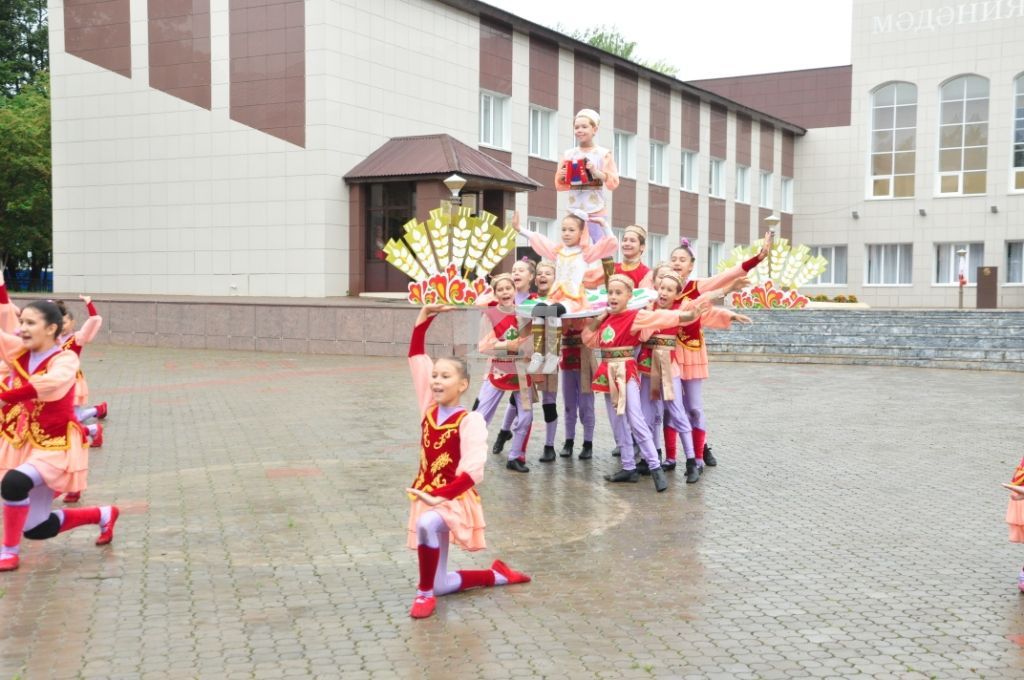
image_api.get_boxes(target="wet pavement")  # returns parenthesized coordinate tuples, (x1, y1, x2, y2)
(1, 344, 1022, 679)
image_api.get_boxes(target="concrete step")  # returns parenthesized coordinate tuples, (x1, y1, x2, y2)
(708, 330, 1024, 349)
(709, 351, 1024, 372)
(709, 341, 1022, 363)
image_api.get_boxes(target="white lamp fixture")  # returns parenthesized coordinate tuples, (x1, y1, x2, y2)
(443, 174, 467, 203)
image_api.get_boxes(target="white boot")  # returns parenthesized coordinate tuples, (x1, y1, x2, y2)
(527, 352, 544, 373)
(542, 353, 560, 374)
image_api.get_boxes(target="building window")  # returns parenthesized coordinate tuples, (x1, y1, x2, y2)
(781, 177, 794, 212)
(1014, 76, 1024, 191)
(759, 171, 773, 208)
(614, 132, 636, 178)
(866, 243, 912, 285)
(480, 91, 511, 149)
(1008, 241, 1023, 283)
(870, 82, 917, 198)
(527, 217, 558, 244)
(809, 245, 847, 285)
(646, 234, 665, 268)
(528, 107, 557, 160)
(709, 159, 724, 198)
(649, 142, 667, 185)
(366, 182, 416, 260)
(707, 241, 723, 276)
(680, 151, 697, 192)
(735, 165, 750, 203)
(935, 242, 984, 284)
(611, 227, 625, 262)
(938, 75, 989, 195)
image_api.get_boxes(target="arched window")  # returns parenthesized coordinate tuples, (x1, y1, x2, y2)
(938, 75, 989, 195)
(870, 82, 917, 198)
(1014, 74, 1024, 191)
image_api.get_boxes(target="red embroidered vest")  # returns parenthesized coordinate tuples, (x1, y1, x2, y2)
(410, 406, 475, 499)
(485, 309, 528, 391)
(1, 350, 84, 450)
(614, 262, 650, 289)
(591, 309, 642, 392)
(677, 280, 704, 350)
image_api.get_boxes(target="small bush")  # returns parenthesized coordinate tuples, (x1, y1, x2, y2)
(847, 294, 858, 303)
(833, 295, 848, 303)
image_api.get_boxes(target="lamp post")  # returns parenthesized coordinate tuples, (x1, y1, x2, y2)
(956, 247, 968, 309)
(763, 214, 780, 280)
(443, 173, 466, 208)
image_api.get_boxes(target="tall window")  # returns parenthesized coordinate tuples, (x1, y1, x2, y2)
(809, 245, 847, 285)
(1008, 241, 1023, 283)
(480, 91, 510, 149)
(1014, 75, 1024, 190)
(707, 242, 723, 276)
(759, 171, 773, 208)
(866, 243, 912, 285)
(781, 177, 794, 212)
(614, 132, 636, 178)
(528, 107, 556, 160)
(646, 234, 665, 268)
(366, 182, 416, 259)
(935, 243, 984, 284)
(735, 165, 750, 203)
(709, 159, 724, 198)
(938, 75, 989, 195)
(528, 217, 558, 244)
(649, 142, 667, 185)
(870, 82, 917, 198)
(611, 227, 625, 262)
(680, 151, 697, 192)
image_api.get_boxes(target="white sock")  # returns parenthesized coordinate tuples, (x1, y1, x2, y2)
(416, 589, 434, 598)
(492, 570, 508, 586)
(87, 424, 99, 437)
(99, 506, 112, 527)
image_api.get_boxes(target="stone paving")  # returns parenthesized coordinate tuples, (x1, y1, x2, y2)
(0, 344, 1022, 679)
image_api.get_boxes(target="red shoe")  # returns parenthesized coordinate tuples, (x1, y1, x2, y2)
(90, 424, 103, 448)
(409, 594, 436, 619)
(0, 553, 19, 572)
(96, 506, 119, 546)
(63, 491, 81, 503)
(95, 402, 108, 420)
(491, 559, 531, 584)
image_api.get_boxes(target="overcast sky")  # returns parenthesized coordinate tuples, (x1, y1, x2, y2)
(484, 0, 854, 80)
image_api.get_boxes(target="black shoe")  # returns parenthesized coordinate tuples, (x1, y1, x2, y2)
(611, 446, 621, 457)
(492, 430, 512, 455)
(578, 441, 593, 460)
(559, 439, 574, 458)
(703, 443, 717, 467)
(506, 459, 530, 473)
(540, 446, 556, 463)
(604, 468, 639, 483)
(651, 467, 668, 492)
(662, 459, 677, 471)
(685, 458, 701, 484)
(636, 459, 651, 476)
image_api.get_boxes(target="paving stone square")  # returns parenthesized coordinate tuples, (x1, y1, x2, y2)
(1, 344, 1022, 679)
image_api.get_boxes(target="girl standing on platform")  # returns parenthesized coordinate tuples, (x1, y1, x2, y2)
(491, 259, 537, 456)
(0, 301, 119, 572)
(669, 234, 771, 471)
(583, 275, 709, 493)
(473, 274, 534, 473)
(405, 304, 530, 619)
(614, 225, 653, 289)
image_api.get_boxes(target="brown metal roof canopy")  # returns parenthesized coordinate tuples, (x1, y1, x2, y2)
(344, 134, 542, 192)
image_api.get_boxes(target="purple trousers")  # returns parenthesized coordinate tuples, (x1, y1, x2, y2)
(475, 382, 533, 461)
(560, 369, 595, 442)
(640, 374, 695, 459)
(502, 390, 557, 446)
(679, 378, 706, 431)
(603, 379, 659, 471)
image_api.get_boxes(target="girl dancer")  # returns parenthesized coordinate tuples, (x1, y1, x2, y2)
(492, 259, 537, 456)
(557, 312, 596, 460)
(583, 275, 710, 493)
(614, 225, 653, 289)
(0, 301, 119, 572)
(554, 109, 619, 285)
(669, 233, 771, 470)
(473, 274, 534, 473)
(511, 211, 618, 375)
(57, 296, 107, 449)
(532, 261, 560, 463)
(405, 304, 530, 619)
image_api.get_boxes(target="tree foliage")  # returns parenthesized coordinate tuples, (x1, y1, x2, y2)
(0, 71, 51, 290)
(562, 25, 679, 77)
(0, 0, 47, 96)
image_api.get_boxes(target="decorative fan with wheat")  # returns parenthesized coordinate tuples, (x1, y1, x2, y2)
(383, 205, 518, 305)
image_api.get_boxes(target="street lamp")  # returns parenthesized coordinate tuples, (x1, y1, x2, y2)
(443, 173, 466, 207)
(763, 214, 780, 280)
(956, 247, 968, 309)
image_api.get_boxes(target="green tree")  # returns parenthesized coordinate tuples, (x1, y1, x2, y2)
(0, 0, 48, 96)
(563, 25, 679, 77)
(0, 71, 51, 290)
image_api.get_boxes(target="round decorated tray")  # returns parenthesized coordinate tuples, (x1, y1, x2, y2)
(516, 286, 658, 319)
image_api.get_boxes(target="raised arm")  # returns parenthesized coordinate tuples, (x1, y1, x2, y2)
(583, 233, 620, 263)
(408, 306, 447, 416)
(511, 211, 560, 260)
(0, 282, 20, 335)
(74, 297, 103, 345)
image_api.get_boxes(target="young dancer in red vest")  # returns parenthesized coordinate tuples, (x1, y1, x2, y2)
(0, 301, 119, 572)
(405, 304, 530, 619)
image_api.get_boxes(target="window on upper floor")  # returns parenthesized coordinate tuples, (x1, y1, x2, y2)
(649, 142, 667, 185)
(781, 177, 794, 213)
(480, 91, 511, 149)
(707, 241, 723, 276)
(614, 132, 636, 179)
(680, 151, 697, 192)
(709, 159, 724, 198)
(759, 171, 773, 209)
(528, 106, 557, 160)
(870, 82, 917, 198)
(935, 242, 984, 284)
(1013, 75, 1024, 191)
(646, 234, 664, 268)
(938, 75, 989, 195)
(735, 165, 750, 203)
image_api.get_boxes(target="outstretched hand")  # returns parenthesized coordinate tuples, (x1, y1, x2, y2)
(758, 231, 774, 260)
(728, 276, 751, 293)
(406, 487, 445, 506)
(731, 313, 753, 324)
(415, 304, 455, 326)
(510, 211, 522, 233)
(79, 294, 92, 306)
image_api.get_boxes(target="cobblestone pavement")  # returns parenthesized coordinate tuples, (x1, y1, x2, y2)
(0, 344, 1022, 680)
